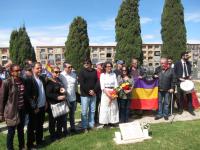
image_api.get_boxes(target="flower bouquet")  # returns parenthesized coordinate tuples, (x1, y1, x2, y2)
(119, 81, 132, 91)
(106, 87, 121, 105)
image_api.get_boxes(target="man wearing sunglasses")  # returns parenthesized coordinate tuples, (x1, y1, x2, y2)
(60, 62, 77, 134)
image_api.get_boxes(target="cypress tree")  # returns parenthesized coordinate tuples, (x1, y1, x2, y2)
(65, 16, 90, 72)
(161, 0, 187, 61)
(115, 0, 143, 65)
(9, 26, 36, 66)
(9, 30, 19, 64)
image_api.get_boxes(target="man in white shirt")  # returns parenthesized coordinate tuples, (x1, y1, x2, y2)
(60, 62, 77, 133)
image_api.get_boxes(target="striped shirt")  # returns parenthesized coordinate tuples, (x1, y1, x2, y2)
(15, 79, 25, 109)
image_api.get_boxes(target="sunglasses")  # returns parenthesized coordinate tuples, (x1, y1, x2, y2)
(84, 62, 91, 65)
(106, 65, 112, 68)
(67, 66, 72, 69)
(54, 71, 61, 74)
(13, 69, 21, 72)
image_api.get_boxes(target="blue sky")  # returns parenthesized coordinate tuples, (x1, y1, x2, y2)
(0, 0, 200, 47)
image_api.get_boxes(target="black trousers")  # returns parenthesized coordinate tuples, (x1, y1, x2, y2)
(27, 107, 45, 147)
(94, 92, 101, 124)
(7, 109, 25, 150)
(48, 108, 65, 138)
(177, 86, 193, 112)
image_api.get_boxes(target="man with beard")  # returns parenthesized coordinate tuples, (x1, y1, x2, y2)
(174, 52, 195, 116)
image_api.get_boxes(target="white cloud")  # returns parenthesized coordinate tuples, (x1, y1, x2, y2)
(142, 34, 155, 40)
(187, 39, 200, 44)
(185, 12, 200, 23)
(141, 17, 153, 24)
(0, 24, 69, 47)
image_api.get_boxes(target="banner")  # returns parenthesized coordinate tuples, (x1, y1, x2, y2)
(130, 78, 158, 110)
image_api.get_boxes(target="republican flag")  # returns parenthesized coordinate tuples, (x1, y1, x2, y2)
(130, 78, 158, 110)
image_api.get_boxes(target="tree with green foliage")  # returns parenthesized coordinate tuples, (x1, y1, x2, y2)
(115, 0, 143, 65)
(65, 16, 90, 72)
(9, 26, 36, 66)
(161, 0, 187, 61)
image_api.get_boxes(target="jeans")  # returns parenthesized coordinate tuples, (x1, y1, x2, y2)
(119, 99, 130, 123)
(81, 96, 96, 129)
(68, 101, 77, 130)
(7, 109, 25, 150)
(158, 91, 170, 117)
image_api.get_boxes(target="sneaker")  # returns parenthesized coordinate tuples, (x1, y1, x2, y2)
(189, 111, 196, 116)
(164, 116, 169, 120)
(155, 115, 162, 120)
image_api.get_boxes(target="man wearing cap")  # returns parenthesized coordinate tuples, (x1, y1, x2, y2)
(94, 61, 103, 125)
(114, 60, 124, 77)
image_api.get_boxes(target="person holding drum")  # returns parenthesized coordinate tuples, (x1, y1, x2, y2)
(154, 58, 176, 120)
(174, 51, 195, 116)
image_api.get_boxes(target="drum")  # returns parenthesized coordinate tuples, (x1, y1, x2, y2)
(180, 80, 194, 94)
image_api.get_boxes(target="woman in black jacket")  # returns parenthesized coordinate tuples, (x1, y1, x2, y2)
(46, 66, 67, 141)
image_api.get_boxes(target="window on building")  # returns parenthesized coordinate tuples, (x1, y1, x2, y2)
(107, 48, 112, 53)
(48, 48, 53, 53)
(2, 56, 7, 60)
(41, 49, 46, 53)
(40, 54, 47, 59)
(154, 51, 160, 56)
(148, 57, 153, 60)
(41, 60, 46, 65)
(48, 54, 54, 60)
(48, 60, 54, 65)
(100, 48, 104, 52)
(93, 54, 98, 58)
(143, 56, 146, 59)
(100, 53, 105, 58)
(155, 45, 160, 49)
(142, 45, 146, 49)
(155, 63, 159, 66)
(92, 47, 97, 53)
(148, 51, 153, 54)
(55, 54, 61, 61)
(149, 63, 153, 66)
(106, 53, 112, 58)
(148, 45, 153, 49)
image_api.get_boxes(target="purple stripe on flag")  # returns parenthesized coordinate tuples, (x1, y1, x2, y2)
(134, 78, 158, 89)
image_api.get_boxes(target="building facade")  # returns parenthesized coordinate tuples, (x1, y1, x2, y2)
(1, 44, 200, 70)
(0, 47, 9, 66)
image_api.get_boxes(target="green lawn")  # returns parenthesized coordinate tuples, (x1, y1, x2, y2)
(194, 81, 200, 93)
(0, 120, 200, 150)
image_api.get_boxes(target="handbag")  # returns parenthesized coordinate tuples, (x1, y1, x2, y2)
(50, 101, 69, 118)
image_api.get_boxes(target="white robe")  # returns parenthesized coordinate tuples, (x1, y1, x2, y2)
(99, 72, 119, 124)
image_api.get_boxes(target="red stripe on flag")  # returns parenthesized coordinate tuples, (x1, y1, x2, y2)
(130, 98, 158, 110)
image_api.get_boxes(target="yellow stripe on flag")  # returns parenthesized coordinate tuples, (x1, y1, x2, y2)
(131, 87, 158, 100)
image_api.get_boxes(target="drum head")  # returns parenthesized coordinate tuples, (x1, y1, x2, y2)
(180, 80, 194, 92)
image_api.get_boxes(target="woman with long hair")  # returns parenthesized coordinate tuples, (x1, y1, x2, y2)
(99, 61, 119, 127)
(117, 66, 133, 123)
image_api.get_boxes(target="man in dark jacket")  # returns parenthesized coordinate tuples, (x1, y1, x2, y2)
(0, 64, 26, 150)
(79, 59, 98, 132)
(174, 51, 195, 115)
(154, 58, 175, 120)
(26, 62, 47, 149)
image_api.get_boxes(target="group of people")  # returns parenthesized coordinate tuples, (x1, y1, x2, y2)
(0, 51, 196, 150)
